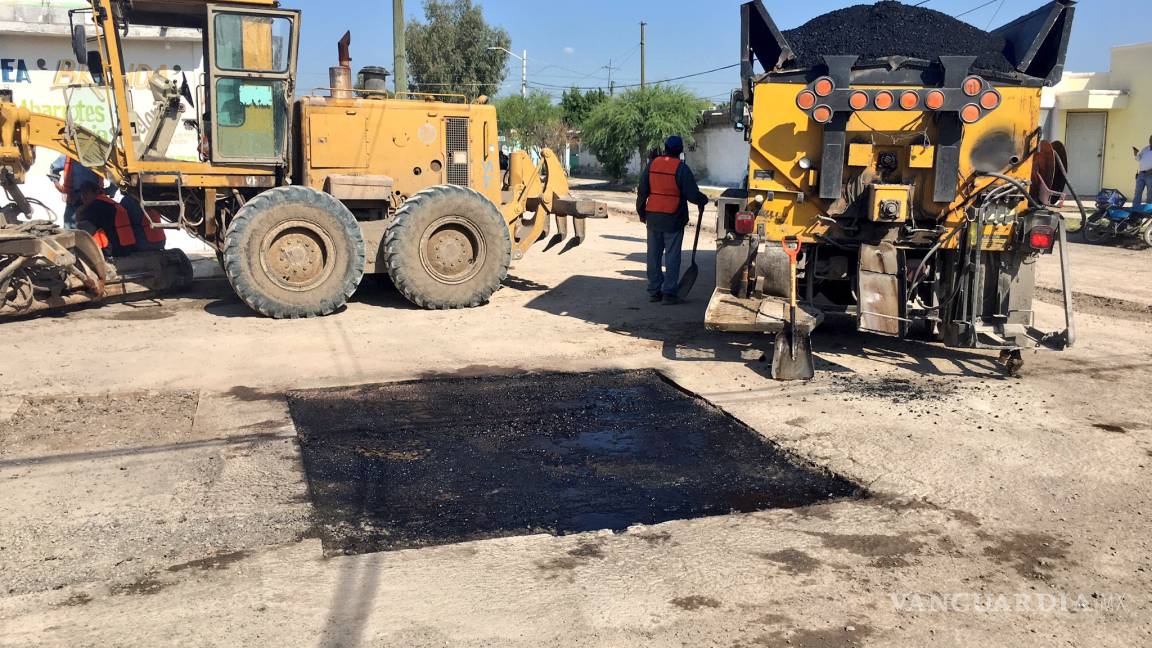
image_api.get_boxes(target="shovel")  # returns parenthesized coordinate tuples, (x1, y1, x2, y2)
(677, 203, 707, 299)
(771, 237, 815, 381)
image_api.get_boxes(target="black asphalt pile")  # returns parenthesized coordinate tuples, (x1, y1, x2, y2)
(783, 1, 1015, 72)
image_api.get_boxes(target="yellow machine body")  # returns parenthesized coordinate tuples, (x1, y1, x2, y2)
(743, 81, 1038, 252)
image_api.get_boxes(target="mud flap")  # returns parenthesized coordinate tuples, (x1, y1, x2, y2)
(857, 242, 906, 337)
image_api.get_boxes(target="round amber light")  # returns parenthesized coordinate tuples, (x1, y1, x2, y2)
(796, 91, 817, 110)
(874, 91, 894, 110)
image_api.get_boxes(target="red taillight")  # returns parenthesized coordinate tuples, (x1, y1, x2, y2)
(1028, 225, 1055, 251)
(734, 212, 756, 235)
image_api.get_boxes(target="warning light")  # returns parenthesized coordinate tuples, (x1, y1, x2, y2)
(980, 90, 1001, 110)
(874, 91, 894, 110)
(796, 91, 817, 110)
(849, 91, 869, 110)
(1028, 225, 1056, 251)
(963, 76, 984, 96)
(925, 90, 945, 110)
(961, 104, 982, 123)
(900, 91, 920, 110)
(812, 105, 833, 123)
(813, 77, 834, 96)
(734, 212, 756, 235)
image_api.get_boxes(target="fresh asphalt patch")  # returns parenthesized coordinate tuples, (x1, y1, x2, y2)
(287, 369, 864, 556)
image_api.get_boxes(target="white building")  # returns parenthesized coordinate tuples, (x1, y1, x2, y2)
(1, 0, 204, 246)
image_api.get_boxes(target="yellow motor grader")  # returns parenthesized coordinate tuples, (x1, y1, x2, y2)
(0, 0, 604, 319)
(710, 0, 1078, 378)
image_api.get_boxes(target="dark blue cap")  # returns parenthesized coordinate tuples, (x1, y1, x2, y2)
(665, 135, 684, 154)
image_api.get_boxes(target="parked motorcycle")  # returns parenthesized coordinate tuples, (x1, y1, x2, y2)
(1081, 189, 1152, 247)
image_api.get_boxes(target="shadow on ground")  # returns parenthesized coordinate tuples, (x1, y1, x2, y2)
(525, 248, 1010, 379)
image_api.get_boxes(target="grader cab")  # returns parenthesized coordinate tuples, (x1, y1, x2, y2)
(0, 0, 604, 319)
(709, 0, 1078, 378)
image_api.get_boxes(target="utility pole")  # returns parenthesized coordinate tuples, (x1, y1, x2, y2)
(603, 59, 618, 96)
(393, 0, 408, 95)
(639, 21, 646, 89)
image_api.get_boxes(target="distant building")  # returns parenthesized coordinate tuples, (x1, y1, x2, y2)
(1043, 42, 1152, 197)
(0, 0, 202, 221)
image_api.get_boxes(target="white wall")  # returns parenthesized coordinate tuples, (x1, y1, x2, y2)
(1, 10, 207, 249)
(571, 120, 750, 188)
(685, 124, 749, 187)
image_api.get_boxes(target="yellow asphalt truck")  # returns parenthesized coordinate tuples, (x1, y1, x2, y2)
(710, 0, 1078, 378)
(1, 0, 604, 319)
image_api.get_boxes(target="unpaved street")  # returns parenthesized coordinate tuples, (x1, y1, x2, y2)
(1, 196, 1151, 647)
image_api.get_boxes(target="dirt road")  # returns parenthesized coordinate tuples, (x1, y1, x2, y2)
(1, 194, 1150, 647)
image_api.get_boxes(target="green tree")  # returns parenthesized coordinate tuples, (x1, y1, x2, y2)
(580, 85, 708, 181)
(495, 91, 567, 152)
(406, 0, 511, 100)
(559, 87, 607, 130)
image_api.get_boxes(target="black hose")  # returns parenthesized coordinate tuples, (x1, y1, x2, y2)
(1052, 152, 1090, 226)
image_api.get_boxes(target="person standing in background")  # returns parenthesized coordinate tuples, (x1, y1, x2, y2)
(48, 155, 105, 229)
(1132, 135, 1152, 207)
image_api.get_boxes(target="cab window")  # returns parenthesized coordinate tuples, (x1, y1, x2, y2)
(213, 13, 292, 73)
(214, 78, 286, 160)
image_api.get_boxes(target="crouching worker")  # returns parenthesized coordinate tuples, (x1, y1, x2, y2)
(637, 135, 708, 305)
(76, 183, 166, 257)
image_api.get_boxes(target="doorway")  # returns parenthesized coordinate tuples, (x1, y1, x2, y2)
(1064, 112, 1107, 196)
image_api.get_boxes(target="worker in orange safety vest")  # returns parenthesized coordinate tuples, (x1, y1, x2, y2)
(76, 181, 138, 257)
(636, 135, 709, 305)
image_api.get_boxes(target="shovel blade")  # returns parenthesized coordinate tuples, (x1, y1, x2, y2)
(771, 327, 815, 381)
(677, 264, 699, 300)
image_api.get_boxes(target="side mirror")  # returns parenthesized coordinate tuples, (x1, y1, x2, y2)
(730, 89, 748, 132)
(71, 24, 88, 63)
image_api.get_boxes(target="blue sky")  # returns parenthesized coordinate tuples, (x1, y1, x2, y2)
(291, 0, 1150, 102)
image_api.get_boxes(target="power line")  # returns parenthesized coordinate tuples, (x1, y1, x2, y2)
(528, 63, 740, 91)
(986, 0, 1007, 28)
(955, 0, 1001, 19)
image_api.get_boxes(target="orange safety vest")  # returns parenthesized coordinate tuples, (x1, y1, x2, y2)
(142, 209, 167, 245)
(645, 156, 682, 214)
(89, 195, 137, 251)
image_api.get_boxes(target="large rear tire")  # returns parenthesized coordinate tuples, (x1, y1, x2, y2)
(384, 185, 511, 309)
(223, 186, 365, 319)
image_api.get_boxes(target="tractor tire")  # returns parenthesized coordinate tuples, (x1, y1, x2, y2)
(384, 185, 511, 309)
(222, 186, 365, 319)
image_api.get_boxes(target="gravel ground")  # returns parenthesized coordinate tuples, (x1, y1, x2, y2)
(0, 190, 1150, 647)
